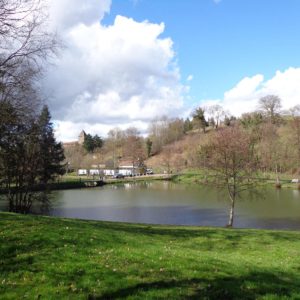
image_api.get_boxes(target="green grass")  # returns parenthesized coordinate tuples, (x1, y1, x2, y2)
(1, 213, 300, 299)
(172, 170, 300, 189)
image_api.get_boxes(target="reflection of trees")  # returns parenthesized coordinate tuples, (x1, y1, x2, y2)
(1, 191, 53, 215)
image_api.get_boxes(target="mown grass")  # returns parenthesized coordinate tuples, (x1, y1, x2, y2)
(1, 213, 300, 299)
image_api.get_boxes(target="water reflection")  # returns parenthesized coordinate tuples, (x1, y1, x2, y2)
(1, 181, 300, 230)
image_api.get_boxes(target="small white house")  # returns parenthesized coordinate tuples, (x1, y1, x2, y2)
(89, 169, 100, 175)
(118, 169, 133, 176)
(291, 179, 299, 183)
(78, 169, 88, 176)
(103, 169, 116, 176)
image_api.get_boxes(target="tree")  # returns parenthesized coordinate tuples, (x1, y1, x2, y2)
(199, 125, 258, 227)
(207, 104, 225, 129)
(83, 134, 103, 153)
(0, 104, 65, 213)
(37, 105, 65, 185)
(258, 95, 282, 124)
(183, 118, 193, 133)
(146, 138, 153, 157)
(0, 0, 61, 213)
(192, 107, 208, 132)
(259, 122, 284, 184)
(123, 127, 146, 172)
(288, 105, 300, 176)
(148, 116, 185, 154)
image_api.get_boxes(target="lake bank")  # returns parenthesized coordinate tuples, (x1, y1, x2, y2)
(171, 171, 300, 189)
(0, 174, 172, 194)
(1, 212, 300, 299)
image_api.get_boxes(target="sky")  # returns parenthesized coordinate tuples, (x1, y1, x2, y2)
(44, 0, 300, 141)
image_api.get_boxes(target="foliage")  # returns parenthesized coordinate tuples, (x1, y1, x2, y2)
(183, 118, 193, 133)
(83, 134, 103, 153)
(1, 213, 300, 299)
(38, 105, 65, 185)
(146, 138, 153, 157)
(0, 104, 65, 213)
(192, 107, 208, 132)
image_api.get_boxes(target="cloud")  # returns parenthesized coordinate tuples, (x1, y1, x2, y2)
(201, 67, 300, 117)
(213, 0, 222, 4)
(187, 75, 193, 81)
(49, 0, 111, 30)
(44, 1, 187, 141)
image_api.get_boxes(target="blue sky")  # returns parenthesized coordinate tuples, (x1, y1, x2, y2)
(46, 0, 300, 141)
(104, 0, 300, 102)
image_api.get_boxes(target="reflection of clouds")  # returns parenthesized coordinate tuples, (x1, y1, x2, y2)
(292, 189, 300, 200)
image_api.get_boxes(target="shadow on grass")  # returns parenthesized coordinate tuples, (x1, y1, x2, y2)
(90, 271, 300, 300)
(1, 212, 299, 250)
(84, 219, 300, 246)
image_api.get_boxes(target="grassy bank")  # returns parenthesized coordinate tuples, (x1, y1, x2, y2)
(172, 170, 300, 189)
(1, 213, 300, 299)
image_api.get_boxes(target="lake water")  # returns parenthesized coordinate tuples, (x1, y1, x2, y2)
(1, 181, 300, 229)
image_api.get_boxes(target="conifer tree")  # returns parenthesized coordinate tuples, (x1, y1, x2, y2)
(37, 105, 65, 185)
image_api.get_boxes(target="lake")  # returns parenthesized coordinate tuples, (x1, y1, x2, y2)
(1, 181, 300, 229)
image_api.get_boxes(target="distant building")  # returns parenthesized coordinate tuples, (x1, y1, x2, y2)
(78, 130, 86, 145)
(63, 130, 86, 148)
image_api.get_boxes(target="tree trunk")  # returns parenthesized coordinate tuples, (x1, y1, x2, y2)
(275, 164, 281, 188)
(227, 196, 235, 227)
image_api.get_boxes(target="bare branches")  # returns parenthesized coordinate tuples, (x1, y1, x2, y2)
(199, 125, 259, 226)
(0, 0, 59, 111)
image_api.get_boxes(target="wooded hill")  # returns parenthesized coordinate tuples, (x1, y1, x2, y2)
(64, 96, 300, 177)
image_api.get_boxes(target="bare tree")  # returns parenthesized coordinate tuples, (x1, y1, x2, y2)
(199, 125, 259, 227)
(207, 104, 225, 129)
(289, 105, 300, 176)
(148, 116, 184, 154)
(123, 127, 146, 173)
(258, 95, 282, 124)
(0, 0, 59, 110)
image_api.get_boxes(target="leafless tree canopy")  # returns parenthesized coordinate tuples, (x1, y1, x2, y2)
(258, 95, 282, 123)
(200, 125, 259, 226)
(0, 0, 59, 113)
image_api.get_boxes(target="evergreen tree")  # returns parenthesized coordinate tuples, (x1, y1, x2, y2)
(146, 138, 153, 157)
(38, 105, 65, 185)
(192, 107, 208, 132)
(83, 134, 103, 152)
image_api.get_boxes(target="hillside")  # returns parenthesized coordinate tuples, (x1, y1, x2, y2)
(145, 130, 205, 172)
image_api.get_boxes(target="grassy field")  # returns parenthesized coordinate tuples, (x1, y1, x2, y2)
(1, 213, 300, 299)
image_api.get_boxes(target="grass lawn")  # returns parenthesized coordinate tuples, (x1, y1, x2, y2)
(1, 213, 300, 299)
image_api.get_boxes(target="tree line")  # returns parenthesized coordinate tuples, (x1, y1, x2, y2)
(0, 0, 65, 213)
(197, 95, 300, 227)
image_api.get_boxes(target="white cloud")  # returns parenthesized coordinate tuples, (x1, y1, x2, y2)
(44, 1, 187, 141)
(201, 67, 300, 117)
(187, 75, 193, 81)
(49, 0, 111, 30)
